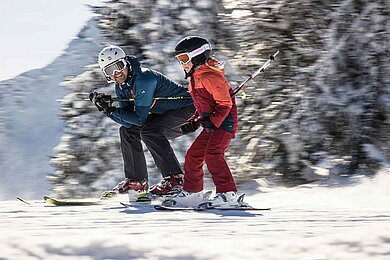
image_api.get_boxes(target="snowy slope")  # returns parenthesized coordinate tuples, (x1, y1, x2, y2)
(1, 169, 389, 260)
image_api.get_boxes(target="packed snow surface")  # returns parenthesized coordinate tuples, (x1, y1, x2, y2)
(1, 170, 389, 259)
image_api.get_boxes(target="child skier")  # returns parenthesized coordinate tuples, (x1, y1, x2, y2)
(163, 36, 239, 207)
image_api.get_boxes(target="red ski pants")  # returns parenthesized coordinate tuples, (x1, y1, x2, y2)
(183, 128, 237, 193)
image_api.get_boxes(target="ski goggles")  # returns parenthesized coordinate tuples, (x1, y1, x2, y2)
(175, 43, 211, 65)
(102, 58, 127, 77)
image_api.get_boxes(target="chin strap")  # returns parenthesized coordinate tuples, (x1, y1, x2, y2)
(184, 63, 200, 79)
(184, 68, 194, 79)
(184, 57, 211, 79)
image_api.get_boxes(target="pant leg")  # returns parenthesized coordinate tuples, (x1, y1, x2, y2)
(162, 105, 196, 140)
(119, 126, 148, 181)
(183, 130, 209, 193)
(204, 129, 237, 193)
(140, 105, 195, 177)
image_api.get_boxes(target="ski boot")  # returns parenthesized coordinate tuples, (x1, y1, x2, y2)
(198, 191, 240, 208)
(149, 174, 183, 196)
(101, 179, 148, 202)
(161, 190, 212, 207)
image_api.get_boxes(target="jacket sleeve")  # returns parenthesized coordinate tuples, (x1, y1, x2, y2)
(201, 73, 232, 128)
(108, 106, 150, 127)
(108, 71, 157, 127)
(115, 85, 131, 109)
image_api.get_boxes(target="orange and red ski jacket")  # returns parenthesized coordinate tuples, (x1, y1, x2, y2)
(189, 58, 238, 136)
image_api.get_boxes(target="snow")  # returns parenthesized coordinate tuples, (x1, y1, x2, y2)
(1, 168, 389, 259)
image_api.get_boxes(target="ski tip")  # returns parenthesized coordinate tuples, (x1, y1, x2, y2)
(120, 202, 129, 208)
(16, 197, 31, 205)
(43, 195, 54, 202)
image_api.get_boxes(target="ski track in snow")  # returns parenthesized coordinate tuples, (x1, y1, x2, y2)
(1, 171, 390, 259)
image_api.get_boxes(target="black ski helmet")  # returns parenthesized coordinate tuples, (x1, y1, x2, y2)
(174, 36, 212, 69)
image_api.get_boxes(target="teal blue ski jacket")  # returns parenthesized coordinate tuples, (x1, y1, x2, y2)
(107, 56, 193, 128)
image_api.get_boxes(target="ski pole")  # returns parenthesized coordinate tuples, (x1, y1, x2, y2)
(178, 50, 280, 131)
(110, 96, 192, 102)
(201, 50, 279, 113)
(112, 51, 279, 103)
(232, 50, 279, 97)
(81, 51, 279, 103)
(83, 94, 191, 103)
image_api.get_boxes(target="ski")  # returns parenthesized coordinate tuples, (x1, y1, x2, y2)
(119, 203, 270, 211)
(101, 189, 172, 202)
(17, 197, 31, 205)
(134, 192, 152, 203)
(155, 193, 270, 211)
(43, 196, 102, 206)
(154, 205, 271, 211)
(121, 190, 213, 209)
(120, 202, 155, 208)
(43, 191, 153, 206)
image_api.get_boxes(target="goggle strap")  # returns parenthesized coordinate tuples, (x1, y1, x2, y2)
(188, 43, 211, 58)
(175, 43, 211, 63)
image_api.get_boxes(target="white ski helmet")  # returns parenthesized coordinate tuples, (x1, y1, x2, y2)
(98, 45, 126, 69)
(98, 45, 127, 82)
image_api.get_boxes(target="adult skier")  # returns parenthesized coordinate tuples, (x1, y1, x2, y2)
(163, 36, 239, 207)
(91, 45, 195, 197)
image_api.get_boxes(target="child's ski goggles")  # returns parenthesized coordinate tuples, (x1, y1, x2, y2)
(103, 58, 127, 77)
(175, 44, 211, 65)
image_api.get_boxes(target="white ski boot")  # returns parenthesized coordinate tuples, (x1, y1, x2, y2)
(200, 191, 240, 208)
(162, 190, 212, 207)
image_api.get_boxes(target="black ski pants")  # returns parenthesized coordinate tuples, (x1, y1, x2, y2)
(119, 105, 195, 182)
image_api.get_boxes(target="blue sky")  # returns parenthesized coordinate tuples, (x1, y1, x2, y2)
(0, 0, 102, 80)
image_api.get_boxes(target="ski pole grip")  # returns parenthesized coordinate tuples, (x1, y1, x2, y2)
(269, 50, 280, 61)
(89, 92, 95, 101)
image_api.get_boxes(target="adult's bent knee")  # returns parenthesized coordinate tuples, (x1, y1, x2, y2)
(140, 125, 164, 140)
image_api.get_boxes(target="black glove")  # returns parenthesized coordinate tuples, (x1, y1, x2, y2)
(89, 92, 115, 113)
(180, 118, 200, 134)
(200, 117, 215, 133)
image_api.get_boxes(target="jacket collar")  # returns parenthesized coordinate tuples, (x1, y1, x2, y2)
(192, 57, 225, 78)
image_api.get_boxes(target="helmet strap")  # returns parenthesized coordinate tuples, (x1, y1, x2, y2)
(125, 56, 132, 75)
(184, 56, 210, 79)
(184, 65, 196, 79)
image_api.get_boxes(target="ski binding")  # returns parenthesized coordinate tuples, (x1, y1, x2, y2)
(153, 204, 270, 211)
